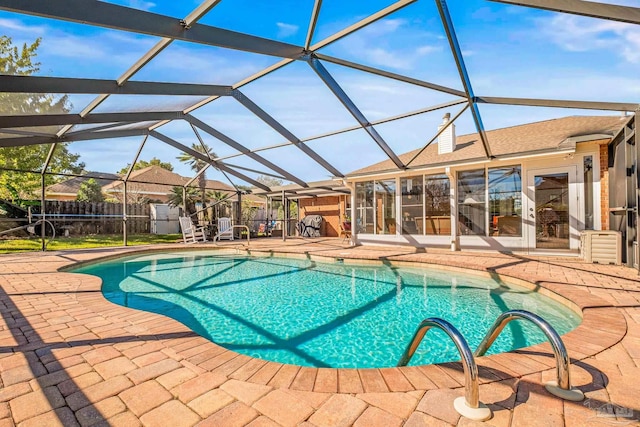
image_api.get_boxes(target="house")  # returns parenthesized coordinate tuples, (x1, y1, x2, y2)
(101, 166, 236, 203)
(45, 172, 120, 201)
(47, 166, 238, 204)
(344, 115, 630, 253)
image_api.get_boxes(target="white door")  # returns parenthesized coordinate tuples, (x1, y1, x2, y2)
(527, 166, 578, 251)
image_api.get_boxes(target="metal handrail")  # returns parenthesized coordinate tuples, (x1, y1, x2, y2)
(474, 309, 571, 390)
(213, 225, 250, 246)
(398, 318, 480, 409)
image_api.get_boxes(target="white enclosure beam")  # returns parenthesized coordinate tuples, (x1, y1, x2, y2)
(232, 90, 345, 177)
(0, 0, 305, 59)
(490, 0, 640, 25)
(149, 131, 270, 191)
(308, 56, 406, 169)
(315, 54, 466, 98)
(0, 75, 233, 96)
(475, 97, 639, 111)
(436, 0, 492, 158)
(185, 115, 309, 187)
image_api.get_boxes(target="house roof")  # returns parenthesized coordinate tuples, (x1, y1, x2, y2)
(46, 172, 120, 195)
(348, 115, 630, 177)
(102, 166, 236, 194)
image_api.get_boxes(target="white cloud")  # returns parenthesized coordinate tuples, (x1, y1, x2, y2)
(365, 48, 415, 70)
(41, 31, 157, 71)
(45, 35, 106, 60)
(473, 69, 640, 102)
(0, 15, 158, 76)
(332, 18, 443, 71)
(276, 22, 299, 39)
(143, 45, 273, 84)
(0, 18, 46, 35)
(539, 14, 640, 64)
(126, 0, 156, 11)
(365, 18, 404, 36)
(416, 45, 439, 55)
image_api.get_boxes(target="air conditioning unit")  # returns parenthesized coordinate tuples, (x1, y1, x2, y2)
(580, 231, 622, 265)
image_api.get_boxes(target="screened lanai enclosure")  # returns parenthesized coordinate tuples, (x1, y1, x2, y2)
(0, 0, 638, 257)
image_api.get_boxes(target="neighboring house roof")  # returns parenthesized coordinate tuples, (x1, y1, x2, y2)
(46, 172, 120, 196)
(348, 115, 629, 177)
(102, 166, 236, 195)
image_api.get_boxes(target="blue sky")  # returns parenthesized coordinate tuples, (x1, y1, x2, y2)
(1, 0, 638, 185)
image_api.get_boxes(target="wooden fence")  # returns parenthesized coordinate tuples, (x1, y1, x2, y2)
(41, 201, 150, 235)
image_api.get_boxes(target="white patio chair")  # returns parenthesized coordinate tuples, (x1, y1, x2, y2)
(216, 217, 234, 241)
(179, 216, 207, 243)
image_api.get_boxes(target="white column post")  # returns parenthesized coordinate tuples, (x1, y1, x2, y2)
(446, 167, 459, 251)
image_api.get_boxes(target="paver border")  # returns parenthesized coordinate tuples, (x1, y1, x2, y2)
(56, 245, 627, 393)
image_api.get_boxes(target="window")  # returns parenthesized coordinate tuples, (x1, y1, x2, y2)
(355, 180, 396, 234)
(488, 166, 522, 236)
(584, 156, 594, 229)
(376, 180, 396, 235)
(457, 169, 486, 235)
(355, 182, 373, 233)
(424, 174, 450, 235)
(401, 176, 423, 235)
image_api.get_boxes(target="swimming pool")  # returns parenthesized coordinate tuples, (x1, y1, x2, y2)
(73, 251, 581, 368)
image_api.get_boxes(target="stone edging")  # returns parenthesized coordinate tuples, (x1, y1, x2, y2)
(60, 246, 627, 393)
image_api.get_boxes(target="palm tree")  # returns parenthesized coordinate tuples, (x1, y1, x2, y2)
(177, 142, 217, 215)
(208, 190, 231, 219)
(168, 186, 198, 214)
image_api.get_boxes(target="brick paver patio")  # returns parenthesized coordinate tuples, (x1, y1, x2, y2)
(0, 238, 638, 426)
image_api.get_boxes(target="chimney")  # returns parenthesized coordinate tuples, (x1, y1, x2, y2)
(437, 112, 456, 155)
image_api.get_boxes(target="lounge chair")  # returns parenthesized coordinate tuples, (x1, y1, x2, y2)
(179, 216, 207, 243)
(216, 217, 234, 241)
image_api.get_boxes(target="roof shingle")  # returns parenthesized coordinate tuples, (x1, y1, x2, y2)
(348, 115, 629, 176)
(46, 172, 120, 195)
(102, 166, 235, 194)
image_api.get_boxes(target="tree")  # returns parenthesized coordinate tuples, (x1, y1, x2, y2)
(117, 157, 174, 175)
(241, 199, 258, 228)
(0, 36, 83, 201)
(177, 143, 217, 213)
(76, 179, 104, 202)
(168, 186, 198, 214)
(256, 175, 283, 188)
(208, 190, 231, 219)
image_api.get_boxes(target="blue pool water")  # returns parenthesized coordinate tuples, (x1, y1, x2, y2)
(73, 251, 581, 368)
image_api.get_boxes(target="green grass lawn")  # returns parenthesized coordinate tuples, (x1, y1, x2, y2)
(0, 234, 183, 253)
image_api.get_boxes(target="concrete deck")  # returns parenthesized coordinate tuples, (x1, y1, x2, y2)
(0, 238, 638, 426)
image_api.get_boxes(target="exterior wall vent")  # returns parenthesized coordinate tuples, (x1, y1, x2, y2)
(438, 113, 456, 155)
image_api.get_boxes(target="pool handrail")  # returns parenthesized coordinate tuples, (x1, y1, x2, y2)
(397, 318, 490, 420)
(474, 309, 584, 401)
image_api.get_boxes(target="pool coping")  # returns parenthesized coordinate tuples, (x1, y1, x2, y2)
(57, 244, 627, 394)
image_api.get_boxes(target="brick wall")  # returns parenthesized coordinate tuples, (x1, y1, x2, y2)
(600, 143, 609, 230)
(298, 196, 346, 237)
